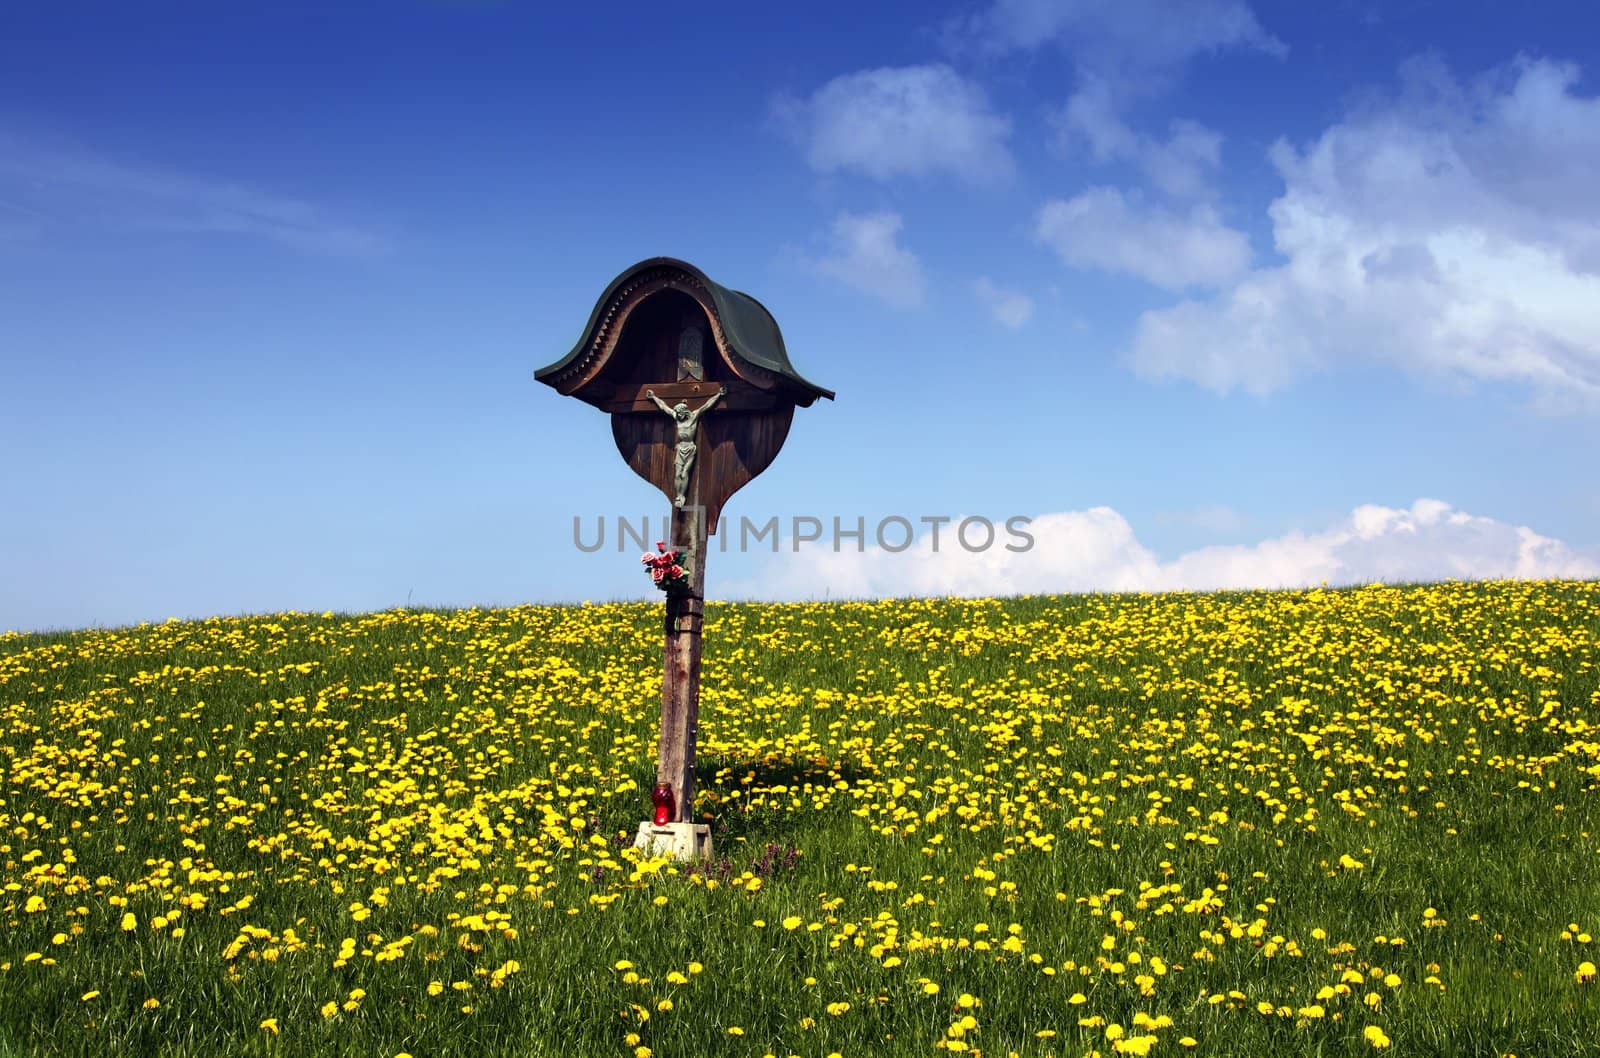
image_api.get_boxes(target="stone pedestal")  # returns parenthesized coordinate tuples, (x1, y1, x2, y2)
(633, 821, 714, 861)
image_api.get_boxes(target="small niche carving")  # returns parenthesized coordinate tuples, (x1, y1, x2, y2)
(677, 326, 705, 381)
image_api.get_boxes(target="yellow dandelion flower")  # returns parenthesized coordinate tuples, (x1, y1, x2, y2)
(120, 912, 137, 932)
(259, 1018, 279, 1035)
(1364, 1025, 1391, 1049)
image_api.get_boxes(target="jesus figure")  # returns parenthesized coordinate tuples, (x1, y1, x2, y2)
(646, 387, 725, 507)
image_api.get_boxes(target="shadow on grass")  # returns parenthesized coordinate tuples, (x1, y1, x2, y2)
(696, 752, 876, 844)
(609, 752, 876, 873)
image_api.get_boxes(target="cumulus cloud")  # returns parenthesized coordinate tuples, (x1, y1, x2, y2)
(948, 0, 1284, 86)
(973, 277, 1035, 328)
(810, 212, 927, 307)
(1128, 57, 1600, 404)
(1054, 78, 1224, 198)
(723, 499, 1598, 600)
(774, 64, 1014, 183)
(1035, 186, 1251, 289)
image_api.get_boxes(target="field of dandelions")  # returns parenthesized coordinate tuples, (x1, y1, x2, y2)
(2, 580, 1598, 1058)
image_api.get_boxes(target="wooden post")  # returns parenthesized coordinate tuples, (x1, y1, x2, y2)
(658, 491, 706, 824)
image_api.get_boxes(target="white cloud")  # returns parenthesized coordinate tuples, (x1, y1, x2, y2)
(811, 212, 927, 307)
(775, 64, 1014, 183)
(1035, 186, 1251, 289)
(948, 0, 1284, 85)
(0, 133, 388, 256)
(1055, 78, 1224, 198)
(974, 276, 1035, 328)
(723, 499, 1598, 600)
(1128, 57, 1600, 404)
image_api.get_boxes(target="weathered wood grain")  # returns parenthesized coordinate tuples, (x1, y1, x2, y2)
(657, 488, 707, 824)
(610, 404, 795, 534)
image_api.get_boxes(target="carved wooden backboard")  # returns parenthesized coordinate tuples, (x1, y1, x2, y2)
(611, 401, 793, 535)
(599, 290, 791, 532)
(536, 258, 832, 534)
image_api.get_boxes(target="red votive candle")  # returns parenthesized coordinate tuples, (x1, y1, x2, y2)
(651, 782, 674, 826)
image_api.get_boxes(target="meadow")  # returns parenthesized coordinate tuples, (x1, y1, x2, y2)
(1, 581, 1597, 1058)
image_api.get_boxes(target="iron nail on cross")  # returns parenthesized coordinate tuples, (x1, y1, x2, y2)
(535, 257, 834, 860)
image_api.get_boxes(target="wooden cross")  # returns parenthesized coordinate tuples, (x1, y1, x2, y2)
(535, 257, 834, 858)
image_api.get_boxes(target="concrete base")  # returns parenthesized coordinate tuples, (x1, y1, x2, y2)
(633, 821, 714, 861)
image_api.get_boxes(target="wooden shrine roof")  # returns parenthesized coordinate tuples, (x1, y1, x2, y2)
(534, 257, 835, 406)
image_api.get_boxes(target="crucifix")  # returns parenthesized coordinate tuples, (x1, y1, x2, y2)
(535, 257, 834, 859)
(646, 387, 724, 509)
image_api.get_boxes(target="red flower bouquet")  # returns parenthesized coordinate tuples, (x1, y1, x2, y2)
(641, 541, 689, 594)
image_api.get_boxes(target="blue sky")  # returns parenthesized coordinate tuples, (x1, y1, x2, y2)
(4, 0, 1600, 630)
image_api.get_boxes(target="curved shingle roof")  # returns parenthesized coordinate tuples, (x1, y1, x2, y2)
(535, 257, 835, 405)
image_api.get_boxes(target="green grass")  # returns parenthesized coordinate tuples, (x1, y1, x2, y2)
(1, 581, 1598, 1057)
